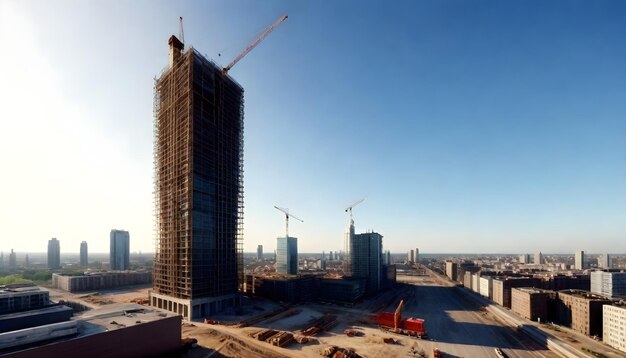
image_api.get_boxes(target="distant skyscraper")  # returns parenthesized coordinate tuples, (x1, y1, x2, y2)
(386, 250, 391, 265)
(598, 253, 611, 269)
(47, 238, 61, 269)
(344, 217, 355, 275)
(415, 248, 419, 263)
(24, 254, 29, 267)
(519, 254, 531, 264)
(8, 249, 16, 269)
(80, 241, 88, 267)
(329, 251, 333, 260)
(110, 230, 130, 270)
(276, 237, 298, 275)
(257, 245, 263, 260)
(534, 251, 543, 265)
(0, 252, 3, 267)
(575, 250, 585, 270)
(352, 232, 383, 294)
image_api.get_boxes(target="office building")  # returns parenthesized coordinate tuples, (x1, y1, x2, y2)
(80, 241, 88, 267)
(519, 254, 530, 264)
(408, 249, 414, 263)
(109, 230, 129, 271)
(603, 304, 626, 353)
(8, 249, 16, 269)
(479, 276, 493, 299)
(534, 252, 543, 265)
(385, 250, 391, 265)
(0, 284, 50, 315)
(276, 237, 298, 275)
(24, 254, 29, 268)
(344, 217, 355, 275)
(492, 277, 542, 308)
(47, 238, 61, 269)
(556, 290, 611, 337)
(0, 304, 180, 357)
(150, 35, 244, 320)
(590, 270, 626, 298)
(575, 250, 585, 270)
(257, 245, 263, 260)
(445, 261, 458, 281)
(511, 287, 555, 322)
(598, 254, 611, 269)
(351, 232, 383, 294)
(415, 248, 419, 263)
(52, 271, 152, 293)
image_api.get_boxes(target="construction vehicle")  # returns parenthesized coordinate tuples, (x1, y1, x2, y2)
(373, 299, 427, 338)
(433, 348, 441, 358)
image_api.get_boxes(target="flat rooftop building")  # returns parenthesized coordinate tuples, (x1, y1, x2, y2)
(0, 285, 49, 315)
(0, 304, 181, 357)
(151, 35, 244, 320)
(52, 271, 151, 292)
(511, 287, 555, 322)
(591, 270, 626, 298)
(556, 290, 612, 337)
(603, 303, 626, 353)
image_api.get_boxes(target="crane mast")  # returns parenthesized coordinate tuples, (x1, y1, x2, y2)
(274, 206, 303, 238)
(223, 15, 288, 74)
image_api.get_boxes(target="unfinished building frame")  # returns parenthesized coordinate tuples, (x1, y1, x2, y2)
(151, 36, 244, 319)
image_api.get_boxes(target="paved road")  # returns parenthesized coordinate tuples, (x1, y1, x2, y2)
(398, 275, 557, 358)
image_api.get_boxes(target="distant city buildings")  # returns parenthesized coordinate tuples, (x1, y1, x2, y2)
(343, 216, 355, 275)
(534, 251, 543, 265)
(415, 248, 419, 263)
(575, 250, 585, 270)
(351, 232, 383, 294)
(408, 249, 415, 263)
(47, 238, 61, 269)
(257, 245, 263, 260)
(109, 229, 129, 271)
(8, 249, 16, 269)
(598, 253, 611, 269)
(511, 287, 555, 322)
(519, 254, 530, 264)
(276, 237, 298, 275)
(80, 241, 88, 267)
(445, 261, 458, 281)
(590, 270, 626, 298)
(556, 290, 611, 337)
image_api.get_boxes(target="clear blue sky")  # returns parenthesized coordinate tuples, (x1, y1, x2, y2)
(1, 0, 625, 254)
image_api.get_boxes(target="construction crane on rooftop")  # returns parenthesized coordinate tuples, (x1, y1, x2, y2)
(345, 198, 365, 222)
(274, 206, 303, 238)
(223, 14, 288, 74)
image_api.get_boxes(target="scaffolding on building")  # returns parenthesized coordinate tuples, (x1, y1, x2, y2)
(152, 42, 244, 304)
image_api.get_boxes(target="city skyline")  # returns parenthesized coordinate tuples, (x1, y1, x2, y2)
(1, 1, 625, 254)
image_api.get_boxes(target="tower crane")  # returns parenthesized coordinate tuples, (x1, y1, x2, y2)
(223, 14, 288, 74)
(274, 206, 303, 238)
(345, 198, 365, 222)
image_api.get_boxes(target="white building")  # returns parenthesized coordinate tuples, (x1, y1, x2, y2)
(591, 270, 626, 298)
(575, 250, 585, 270)
(603, 304, 626, 353)
(479, 276, 493, 299)
(534, 252, 543, 265)
(598, 254, 611, 269)
(472, 274, 480, 293)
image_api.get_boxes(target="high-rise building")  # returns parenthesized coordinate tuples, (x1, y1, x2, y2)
(534, 251, 543, 265)
(575, 250, 585, 270)
(344, 217, 355, 275)
(415, 248, 419, 263)
(590, 270, 626, 298)
(445, 261, 458, 281)
(351, 232, 383, 294)
(110, 230, 129, 271)
(257, 245, 263, 261)
(276, 237, 298, 275)
(24, 254, 29, 267)
(80, 241, 88, 267)
(386, 250, 391, 265)
(151, 36, 244, 320)
(329, 251, 333, 261)
(8, 249, 16, 269)
(598, 254, 611, 269)
(0, 252, 3, 267)
(47, 238, 61, 269)
(519, 254, 530, 264)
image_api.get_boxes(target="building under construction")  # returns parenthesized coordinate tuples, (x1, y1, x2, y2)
(150, 35, 244, 319)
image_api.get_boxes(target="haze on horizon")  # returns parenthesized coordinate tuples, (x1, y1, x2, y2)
(1, 1, 625, 255)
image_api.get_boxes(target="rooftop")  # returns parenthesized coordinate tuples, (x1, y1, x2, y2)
(559, 289, 612, 301)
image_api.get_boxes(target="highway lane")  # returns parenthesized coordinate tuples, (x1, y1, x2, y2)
(398, 275, 557, 358)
